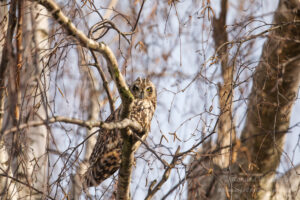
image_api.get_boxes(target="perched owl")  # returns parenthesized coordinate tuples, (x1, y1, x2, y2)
(84, 77, 157, 187)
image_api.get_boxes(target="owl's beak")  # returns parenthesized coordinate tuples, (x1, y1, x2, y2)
(139, 92, 144, 99)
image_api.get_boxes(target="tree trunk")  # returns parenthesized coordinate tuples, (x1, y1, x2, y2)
(271, 164, 300, 199)
(188, 0, 300, 199)
(11, 2, 50, 199)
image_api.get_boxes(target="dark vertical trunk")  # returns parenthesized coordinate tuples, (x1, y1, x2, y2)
(188, 0, 300, 199)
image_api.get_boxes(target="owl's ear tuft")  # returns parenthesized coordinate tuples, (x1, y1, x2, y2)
(136, 77, 142, 82)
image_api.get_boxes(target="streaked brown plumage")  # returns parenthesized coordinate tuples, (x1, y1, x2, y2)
(84, 77, 157, 187)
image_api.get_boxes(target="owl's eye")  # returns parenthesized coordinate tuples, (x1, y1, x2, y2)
(132, 85, 139, 91)
(146, 87, 153, 93)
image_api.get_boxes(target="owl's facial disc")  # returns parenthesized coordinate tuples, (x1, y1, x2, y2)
(130, 77, 156, 100)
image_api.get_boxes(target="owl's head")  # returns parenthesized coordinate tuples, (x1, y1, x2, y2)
(130, 77, 157, 105)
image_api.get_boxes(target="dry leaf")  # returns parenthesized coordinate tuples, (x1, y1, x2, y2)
(135, 41, 147, 53)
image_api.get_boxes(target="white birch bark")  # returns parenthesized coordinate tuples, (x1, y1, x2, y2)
(13, 2, 50, 199)
(271, 164, 300, 200)
(0, 141, 19, 200)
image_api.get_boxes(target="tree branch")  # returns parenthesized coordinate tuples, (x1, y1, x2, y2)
(2, 116, 142, 136)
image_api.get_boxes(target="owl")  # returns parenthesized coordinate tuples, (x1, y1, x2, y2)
(84, 77, 157, 187)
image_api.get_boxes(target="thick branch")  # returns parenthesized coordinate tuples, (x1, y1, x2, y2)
(117, 137, 134, 200)
(2, 117, 142, 136)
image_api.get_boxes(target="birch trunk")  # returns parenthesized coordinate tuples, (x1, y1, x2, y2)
(271, 164, 300, 199)
(12, 2, 50, 199)
(0, 141, 18, 199)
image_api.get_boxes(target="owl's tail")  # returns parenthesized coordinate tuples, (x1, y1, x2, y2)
(83, 163, 119, 187)
(83, 167, 102, 187)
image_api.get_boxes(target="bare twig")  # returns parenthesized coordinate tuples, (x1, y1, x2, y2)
(132, 133, 168, 168)
(89, 20, 133, 43)
(132, 0, 146, 32)
(145, 147, 180, 200)
(212, 21, 300, 61)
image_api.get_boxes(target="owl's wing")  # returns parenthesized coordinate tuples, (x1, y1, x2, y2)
(84, 107, 123, 186)
(84, 99, 156, 187)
